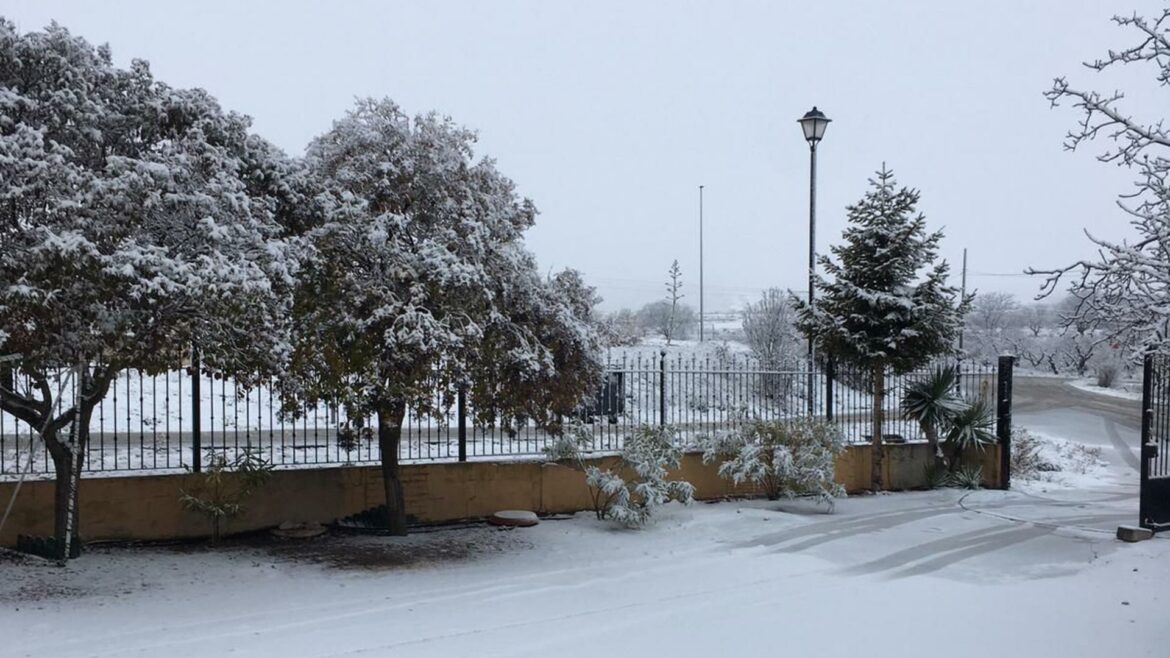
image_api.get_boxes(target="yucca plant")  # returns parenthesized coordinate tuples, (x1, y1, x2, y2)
(950, 464, 984, 489)
(945, 396, 997, 472)
(901, 366, 964, 465)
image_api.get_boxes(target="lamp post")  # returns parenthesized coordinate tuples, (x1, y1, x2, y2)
(798, 106, 830, 414)
(699, 184, 704, 342)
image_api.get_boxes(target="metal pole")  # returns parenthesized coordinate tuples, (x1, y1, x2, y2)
(996, 355, 1015, 490)
(959, 248, 967, 353)
(1140, 353, 1153, 528)
(191, 344, 201, 473)
(699, 185, 705, 343)
(457, 386, 467, 462)
(807, 143, 817, 415)
(658, 350, 667, 427)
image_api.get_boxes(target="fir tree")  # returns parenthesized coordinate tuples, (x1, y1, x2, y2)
(795, 166, 968, 490)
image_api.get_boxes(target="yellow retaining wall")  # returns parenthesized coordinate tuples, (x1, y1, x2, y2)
(0, 443, 1001, 546)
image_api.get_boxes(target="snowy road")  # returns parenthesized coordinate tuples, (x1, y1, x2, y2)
(2, 378, 1167, 657)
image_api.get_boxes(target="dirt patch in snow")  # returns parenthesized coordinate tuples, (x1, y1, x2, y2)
(255, 526, 534, 571)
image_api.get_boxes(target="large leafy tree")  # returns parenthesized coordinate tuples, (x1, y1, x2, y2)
(0, 22, 297, 557)
(289, 99, 603, 535)
(1031, 10, 1170, 356)
(796, 166, 967, 490)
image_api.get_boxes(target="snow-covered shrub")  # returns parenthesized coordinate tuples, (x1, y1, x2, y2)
(600, 308, 643, 347)
(702, 418, 846, 510)
(584, 425, 695, 527)
(1096, 363, 1120, 388)
(1010, 428, 1046, 479)
(543, 420, 594, 462)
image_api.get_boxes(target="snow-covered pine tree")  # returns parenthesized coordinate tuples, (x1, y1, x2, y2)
(795, 166, 967, 491)
(287, 99, 603, 535)
(0, 22, 298, 557)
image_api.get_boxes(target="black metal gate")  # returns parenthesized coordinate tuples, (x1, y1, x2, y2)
(1140, 354, 1170, 532)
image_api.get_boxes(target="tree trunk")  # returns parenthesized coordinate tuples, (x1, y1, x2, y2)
(949, 433, 967, 473)
(925, 421, 944, 466)
(870, 362, 885, 492)
(47, 440, 77, 560)
(377, 399, 409, 536)
(45, 439, 84, 560)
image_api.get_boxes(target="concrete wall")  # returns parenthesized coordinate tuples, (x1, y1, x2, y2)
(0, 443, 1002, 546)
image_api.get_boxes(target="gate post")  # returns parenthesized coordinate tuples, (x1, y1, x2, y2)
(190, 344, 202, 473)
(1140, 354, 1153, 528)
(996, 355, 1015, 489)
(457, 386, 467, 462)
(658, 351, 667, 428)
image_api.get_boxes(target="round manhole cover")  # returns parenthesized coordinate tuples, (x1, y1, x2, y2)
(488, 510, 539, 527)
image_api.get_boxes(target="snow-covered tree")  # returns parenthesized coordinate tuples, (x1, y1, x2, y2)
(742, 288, 802, 401)
(1018, 303, 1053, 338)
(1032, 10, 1170, 356)
(637, 299, 696, 342)
(0, 22, 297, 557)
(965, 291, 1020, 363)
(795, 166, 967, 491)
(599, 308, 643, 347)
(742, 288, 801, 370)
(287, 99, 603, 535)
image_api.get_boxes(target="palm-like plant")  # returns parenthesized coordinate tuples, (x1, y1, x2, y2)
(944, 396, 997, 471)
(901, 367, 964, 463)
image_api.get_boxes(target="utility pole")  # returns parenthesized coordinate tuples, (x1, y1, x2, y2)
(959, 248, 967, 353)
(699, 184, 705, 342)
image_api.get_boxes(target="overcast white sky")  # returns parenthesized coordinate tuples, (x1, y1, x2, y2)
(6, 1, 1167, 312)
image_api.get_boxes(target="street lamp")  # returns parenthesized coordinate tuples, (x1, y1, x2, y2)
(798, 106, 830, 414)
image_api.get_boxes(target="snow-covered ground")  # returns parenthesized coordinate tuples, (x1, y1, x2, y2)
(1067, 378, 1142, 401)
(2, 487, 1165, 657)
(1, 377, 1165, 656)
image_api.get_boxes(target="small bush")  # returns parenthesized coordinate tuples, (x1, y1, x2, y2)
(180, 448, 273, 542)
(543, 420, 594, 462)
(585, 425, 695, 527)
(950, 464, 983, 489)
(944, 396, 997, 471)
(702, 417, 846, 510)
(1010, 428, 1046, 479)
(922, 462, 953, 490)
(1096, 364, 1120, 388)
(336, 419, 372, 455)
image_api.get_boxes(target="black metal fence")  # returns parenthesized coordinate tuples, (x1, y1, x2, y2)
(0, 351, 1001, 479)
(1140, 353, 1170, 531)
